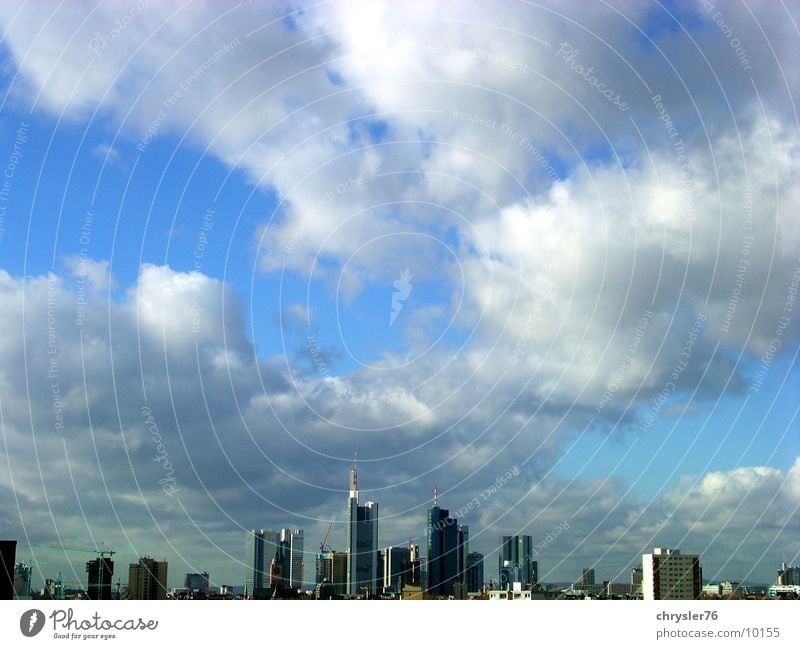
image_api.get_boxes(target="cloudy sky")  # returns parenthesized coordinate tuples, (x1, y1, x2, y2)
(0, 0, 798, 591)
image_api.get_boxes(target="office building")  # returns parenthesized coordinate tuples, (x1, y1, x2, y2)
(606, 582, 634, 598)
(185, 572, 209, 594)
(281, 528, 304, 589)
(581, 568, 595, 586)
(0, 540, 16, 600)
(86, 557, 114, 600)
(14, 562, 32, 599)
(499, 535, 537, 587)
(642, 548, 702, 600)
(244, 529, 280, 596)
(777, 562, 800, 586)
(426, 491, 467, 597)
(346, 466, 379, 596)
(127, 557, 168, 600)
(316, 550, 347, 596)
(631, 565, 643, 598)
(383, 546, 414, 594)
(465, 552, 484, 593)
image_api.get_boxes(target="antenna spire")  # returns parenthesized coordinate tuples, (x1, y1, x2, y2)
(433, 484, 438, 507)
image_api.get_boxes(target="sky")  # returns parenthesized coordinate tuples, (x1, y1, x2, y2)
(0, 0, 798, 591)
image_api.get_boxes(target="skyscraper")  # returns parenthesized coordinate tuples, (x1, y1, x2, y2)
(777, 562, 800, 586)
(244, 529, 280, 597)
(281, 528, 304, 589)
(642, 548, 702, 600)
(86, 557, 114, 600)
(499, 535, 536, 587)
(465, 552, 484, 593)
(315, 550, 347, 596)
(185, 572, 210, 594)
(383, 546, 413, 594)
(346, 466, 379, 596)
(127, 557, 168, 600)
(14, 562, 32, 599)
(426, 490, 467, 597)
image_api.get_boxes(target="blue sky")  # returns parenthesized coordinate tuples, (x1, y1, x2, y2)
(0, 1, 798, 590)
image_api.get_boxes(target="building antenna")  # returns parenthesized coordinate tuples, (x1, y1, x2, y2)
(433, 484, 438, 507)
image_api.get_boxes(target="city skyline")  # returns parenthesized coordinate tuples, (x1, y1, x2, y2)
(4, 466, 796, 595)
(0, 0, 797, 599)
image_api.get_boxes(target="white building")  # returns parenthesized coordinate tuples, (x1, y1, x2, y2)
(642, 548, 702, 600)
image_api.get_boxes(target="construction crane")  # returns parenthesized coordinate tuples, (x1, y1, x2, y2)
(48, 544, 116, 600)
(319, 521, 334, 553)
(49, 543, 116, 558)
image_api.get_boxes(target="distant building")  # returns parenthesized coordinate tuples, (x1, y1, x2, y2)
(499, 535, 537, 587)
(465, 552, 484, 593)
(14, 562, 32, 599)
(244, 529, 279, 597)
(490, 581, 532, 601)
(316, 550, 347, 596)
(426, 491, 467, 597)
(581, 568, 595, 586)
(631, 566, 643, 598)
(185, 572, 209, 594)
(281, 528, 304, 589)
(383, 546, 412, 594)
(777, 562, 800, 586)
(346, 466, 379, 596)
(315, 579, 336, 600)
(86, 558, 114, 600)
(720, 581, 741, 598)
(606, 582, 634, 598)
(0, 540, 16, 600)
(642, 548, 701, 600)
(500, 561, 522, 590)
(127, 557, 168, 600)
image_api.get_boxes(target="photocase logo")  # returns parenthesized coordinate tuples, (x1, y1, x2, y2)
(20, 609, 45, 637)
(390, 268, 413, 326)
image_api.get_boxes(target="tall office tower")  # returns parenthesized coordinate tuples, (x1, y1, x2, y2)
(315, 550, 347, 595)
(642, 548, 702, 600)
(127, 557, 168, 600)
(408, 544, 422, 585)
(777, 562, 800, 586)
(465, 552, 484, 593)
(185, 572, 210, 594)
(280, 528, 304, 589)
(581, 568, 596, 586)
(346, 466, 379, 596)
(457, 525, 469, 584)
(14, 562, 32, 599)
(331, 551, 347, 595)
(426, 490, 461, 597)
(499, 535, 536, 587)
(383, 546, 413, 594)
(0, 540, 16, 600)
(244, 529, 281, 596)
(316, 551, 332, 585)
(85, 558, 114, 600)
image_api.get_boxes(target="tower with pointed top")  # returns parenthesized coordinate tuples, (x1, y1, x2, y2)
(346, 465, 378, 596)
(426, 487, 469, 597)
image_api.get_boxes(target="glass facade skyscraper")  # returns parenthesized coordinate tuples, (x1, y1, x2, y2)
(426, 495, 469, 597)
(346, 467, 379, 596)
(499, 535, 536, 588)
